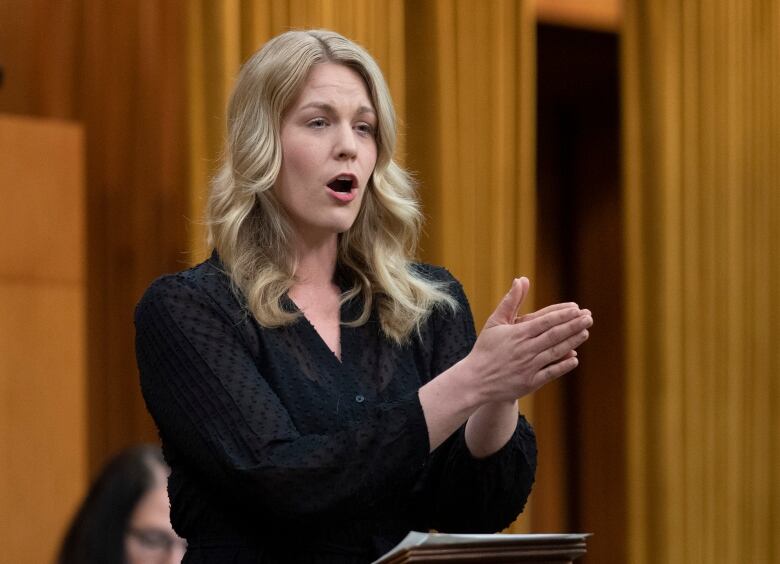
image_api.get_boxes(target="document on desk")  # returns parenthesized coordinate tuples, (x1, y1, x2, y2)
(372, 531, 591, 564)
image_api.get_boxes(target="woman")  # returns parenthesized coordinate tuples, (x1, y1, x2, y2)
(135, 29, 592, 563)
(58, 444, 186, 564)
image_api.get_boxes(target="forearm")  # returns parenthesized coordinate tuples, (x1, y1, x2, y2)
(465, 400, 519, 458)
(418, 356, 518, 457)
(418, 358, 482, 451)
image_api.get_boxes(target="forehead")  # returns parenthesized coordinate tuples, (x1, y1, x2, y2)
(129, 484, 171, 527)
(291, 62, 374, 109)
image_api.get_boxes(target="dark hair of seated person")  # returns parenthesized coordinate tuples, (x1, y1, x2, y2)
(57, 444, 169, 564)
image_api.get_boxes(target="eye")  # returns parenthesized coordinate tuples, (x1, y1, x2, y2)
(355, 122, 376, 136)
(307, 117, 328, 128)
(127, 528, 181, 551)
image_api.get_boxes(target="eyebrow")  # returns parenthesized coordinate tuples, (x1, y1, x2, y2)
(298, 102, 376, 116)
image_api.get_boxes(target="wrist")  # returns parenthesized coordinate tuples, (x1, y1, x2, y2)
(465, 399, 519, 458)
(418, 357, 484, 452)
(450, 354, 488, 409)
(478, 398, 519, 411)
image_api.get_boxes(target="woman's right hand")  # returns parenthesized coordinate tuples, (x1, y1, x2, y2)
(418, 277, 592, 452)
(463, 277, 592, 404)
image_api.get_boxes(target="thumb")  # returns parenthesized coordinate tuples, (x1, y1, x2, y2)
(487, 277, 529, 327)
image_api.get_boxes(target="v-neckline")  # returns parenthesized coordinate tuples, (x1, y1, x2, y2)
(285, 294, 346, 367)
(283, 265, 356, 368)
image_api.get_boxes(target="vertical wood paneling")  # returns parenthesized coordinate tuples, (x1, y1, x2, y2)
(0, 115, 87, 564)
(621, 3, 647, 561)
(405, 0, 535, 330)
(187, 0, 244, 260)
(623, 0, 780, 561)
(0, 0, 81, 119)
(80, 1, 189, 474)
(679, 3, 702, 562)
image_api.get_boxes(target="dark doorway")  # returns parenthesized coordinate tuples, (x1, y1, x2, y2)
(533, 24, 625, 564)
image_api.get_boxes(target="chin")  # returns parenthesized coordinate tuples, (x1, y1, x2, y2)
(333, 221, 358, 235)
(327, 212, 360, 234)
(293, 210, 360, 239)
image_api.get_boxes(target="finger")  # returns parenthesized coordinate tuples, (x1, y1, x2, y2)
(516, 305, 584, 340)
(531, 355, 580, 390)
(532, 328, 591, 369)
(523, 312, 592, 359)
(515, 302, 579, 323)
(488, 277, 529, 326)
(516, 277, 530, 309)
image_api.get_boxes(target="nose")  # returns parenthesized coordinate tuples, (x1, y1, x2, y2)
(334, 122, 357, 160)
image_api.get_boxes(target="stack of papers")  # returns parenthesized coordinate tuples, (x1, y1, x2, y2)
(372, 531, 591, 563)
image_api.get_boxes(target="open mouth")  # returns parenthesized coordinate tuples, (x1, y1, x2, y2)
(327, 175, 356, 193)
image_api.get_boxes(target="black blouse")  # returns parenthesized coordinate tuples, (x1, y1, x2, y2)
(135, 253, 537, 563)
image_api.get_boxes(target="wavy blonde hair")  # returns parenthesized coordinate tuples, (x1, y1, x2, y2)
(206, 29, 456, 344)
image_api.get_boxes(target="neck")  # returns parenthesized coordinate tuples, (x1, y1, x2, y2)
(292, 232, 338, 288)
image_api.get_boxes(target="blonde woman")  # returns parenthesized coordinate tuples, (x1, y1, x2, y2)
(135, 30, 592, 563)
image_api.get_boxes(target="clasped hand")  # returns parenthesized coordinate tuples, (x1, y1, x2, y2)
(466, 277, 593, 403)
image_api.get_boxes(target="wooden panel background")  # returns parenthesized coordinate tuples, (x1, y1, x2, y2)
(0, 0, 80, 119)
(0, 0, 190, 476)
(623, 1, 780, 562)
(79, 1, 189, 474)
(0, 115, 87, 564)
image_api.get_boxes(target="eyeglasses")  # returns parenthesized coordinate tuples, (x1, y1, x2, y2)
(127, 527, 187, 561)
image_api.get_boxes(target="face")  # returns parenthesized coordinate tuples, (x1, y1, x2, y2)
(125, 481, 186, 564)
(274, 62, 378, 243)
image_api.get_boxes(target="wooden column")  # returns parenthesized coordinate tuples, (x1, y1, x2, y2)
(0, 114, 87, 564)
(79, 1, 189, 473)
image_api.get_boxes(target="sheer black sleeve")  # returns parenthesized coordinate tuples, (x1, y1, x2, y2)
(419, 268, 538, 533)
(135, 273, 430, 522)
